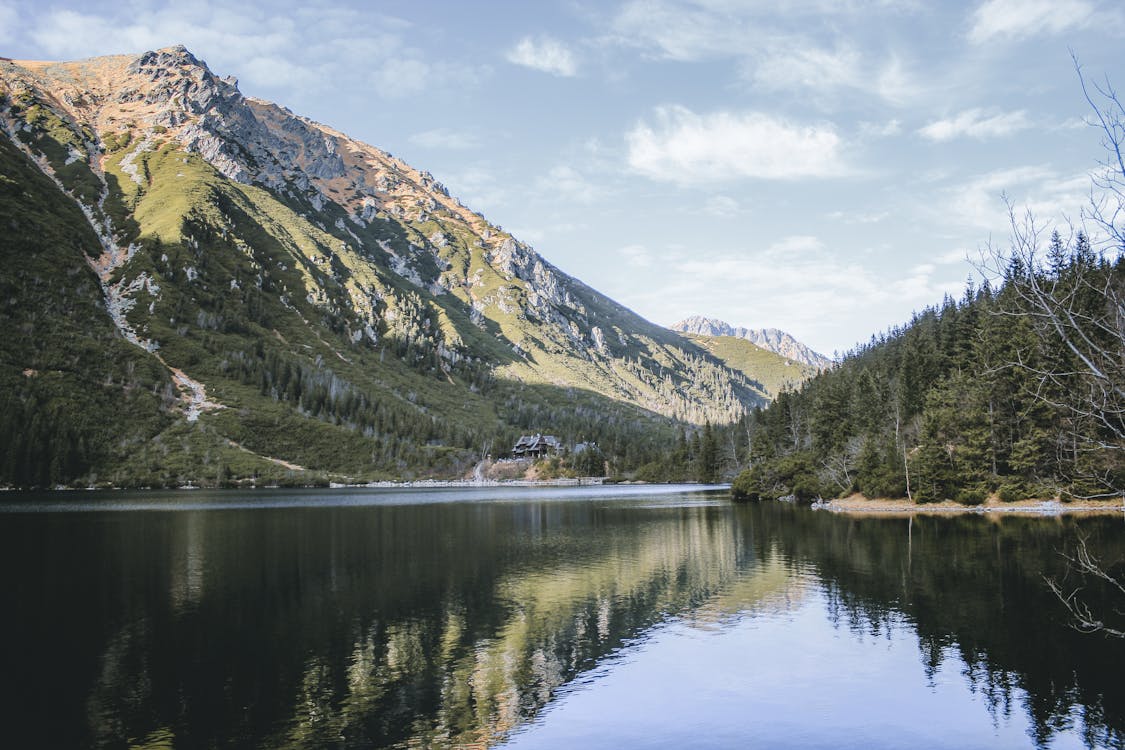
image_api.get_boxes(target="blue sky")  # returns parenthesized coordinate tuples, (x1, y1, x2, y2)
(3, 0, 1123, 355)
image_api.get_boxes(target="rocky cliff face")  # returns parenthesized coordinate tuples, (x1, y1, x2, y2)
(0, 46, 773, 484)
(671, 316, 832, 370)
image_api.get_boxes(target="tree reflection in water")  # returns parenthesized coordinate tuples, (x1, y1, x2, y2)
(0, 490, 1121, 749)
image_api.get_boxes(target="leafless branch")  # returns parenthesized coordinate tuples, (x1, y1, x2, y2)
(1045, 533, 1125, 638)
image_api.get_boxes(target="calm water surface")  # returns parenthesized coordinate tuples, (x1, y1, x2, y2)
(1, 485, 1123, 749)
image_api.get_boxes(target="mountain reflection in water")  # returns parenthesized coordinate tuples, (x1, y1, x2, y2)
(0, 487, 1121, 749)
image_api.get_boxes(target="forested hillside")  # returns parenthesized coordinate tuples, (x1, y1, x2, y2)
(0, 47, 775, 488)
(733, 230, 1125, 504)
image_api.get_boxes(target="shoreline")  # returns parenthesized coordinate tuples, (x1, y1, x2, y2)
(820, 493, 1125, 517)
(332, 477, 609, 489)
(0, 477, 622, 493)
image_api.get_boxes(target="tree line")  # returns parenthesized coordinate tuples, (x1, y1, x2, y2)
(732, 64, 1125, 506)
(731, 230, 1125, 504)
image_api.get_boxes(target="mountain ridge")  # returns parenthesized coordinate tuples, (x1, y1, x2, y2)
(0, 45, 779, 486)
(670, 315, 833, 370)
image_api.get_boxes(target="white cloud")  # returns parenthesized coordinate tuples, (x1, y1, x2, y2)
(764, 235, 824, 257)
(620, 244, 652, 267)
(537, 165, 607, 204)
(871, 55, 918, 106)
(626, 106, 849, 183)
(506, 35, 577, 77)
(946, 166, 1051, 229)
(408, 128, 479, 150)
(919, 108, 1031, 141)
(751, 43, 864, 93)
(611, 1, 921, 103)
(968, 0, 1098, 43)
(509, 222, 581, 246)
(508, 226, 547, 244)
(934, 248, 973, 265)
(0, 2, 18, 43)
(701, 195, 742, 217)
(370, 58, 435, 98)
(860, 119, 903, 138)
(827, 210, 890, 224)
(30, 6, 296, 62)
(1056, 117, 1089, 131)
(441, 165, 510, 213)
(612, 0, 749, 61)
(612, 0, 916, 60)
(237, 54, 322, 90)
(625, 236, 965, 353)
(24, 4, 481, 100)
(749, 43, 917, 104)
(945, 165, 1090, 230)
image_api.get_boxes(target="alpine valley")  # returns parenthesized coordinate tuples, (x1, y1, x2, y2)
(0, 46, 817, 488)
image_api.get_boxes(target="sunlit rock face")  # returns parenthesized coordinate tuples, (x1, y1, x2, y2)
(0, 44, 773, 441)
(671, 315, 833, 369)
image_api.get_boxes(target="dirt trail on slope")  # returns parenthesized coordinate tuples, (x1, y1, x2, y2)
(225, 440, 305, 471)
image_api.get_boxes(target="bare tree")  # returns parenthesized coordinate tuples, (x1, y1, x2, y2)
(821, 435, 861, 495)
(984, 60, 1125, 637)
(990, 207, 1125, 497)
(1045, 534, 1125, 638)
(1079, 53, 1125, 252)
(983, 59, 1125, 500)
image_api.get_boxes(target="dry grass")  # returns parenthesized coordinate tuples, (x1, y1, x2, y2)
(824, 492, 1125, 516)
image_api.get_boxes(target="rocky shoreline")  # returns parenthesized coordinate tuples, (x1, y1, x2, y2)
(819, 493, 1125, 516)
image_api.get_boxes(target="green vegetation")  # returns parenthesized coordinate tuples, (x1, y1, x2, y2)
(0, 52, 811, 488)
(521, 444, 608, 479)
(678, 332, 816, 398)
(7, 90, 103, 207)
(0, 123, 759, 488)
(0, 135, 173, 487)
(633, 422, 722, 483)
(732, 235, 1125, 504)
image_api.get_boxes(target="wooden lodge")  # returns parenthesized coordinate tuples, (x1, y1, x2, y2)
(511, 433, 562, 459)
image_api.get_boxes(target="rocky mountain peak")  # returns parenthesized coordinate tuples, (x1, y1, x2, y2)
(672, 315, 736, 338)
(670, 316, 832, 370)
(128, 44, 205, 73)
(1, 45, 784, 440)
(125, 45, 239, 114)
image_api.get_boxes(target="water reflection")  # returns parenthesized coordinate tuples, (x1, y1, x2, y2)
(745, 505, 1125, 749)
(0, 490, 1121, 749)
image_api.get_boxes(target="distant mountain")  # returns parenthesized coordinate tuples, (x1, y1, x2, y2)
(670, 316, 833, 370)
(675, 333, 818, 398)
(0, 46, 778, 487)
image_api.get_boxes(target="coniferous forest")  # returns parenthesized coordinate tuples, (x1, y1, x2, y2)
(730, 70, 1125, 505)
(732, 228, 1125, 503)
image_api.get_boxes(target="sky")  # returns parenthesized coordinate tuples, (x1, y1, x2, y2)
(3, 0, 1124, 356)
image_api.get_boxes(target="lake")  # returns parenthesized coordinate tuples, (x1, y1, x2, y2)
(1, 485, 1122, 749)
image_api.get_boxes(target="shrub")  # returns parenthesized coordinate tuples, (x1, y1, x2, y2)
(730, 469, 761, 502)
(955, 487, 987, 506)
(857, 467, 906, 499)
(790, 474, 822, 502)
(997, 480, 1029, 503)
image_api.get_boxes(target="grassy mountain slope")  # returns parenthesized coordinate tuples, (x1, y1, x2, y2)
(671, 315, 832, 370)
(677, 333, 817, 398)
(0, 47, 779, 487)
(0, 133, 172, 486)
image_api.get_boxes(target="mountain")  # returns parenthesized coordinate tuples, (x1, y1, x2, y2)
(676, 333, 818, 398)
(0, 46, 772, 487)
(670, 316, 833, 370)
(729, 242, 1125, 504)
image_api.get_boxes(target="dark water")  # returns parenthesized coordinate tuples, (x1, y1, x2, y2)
(1, 486, 1123, 749)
